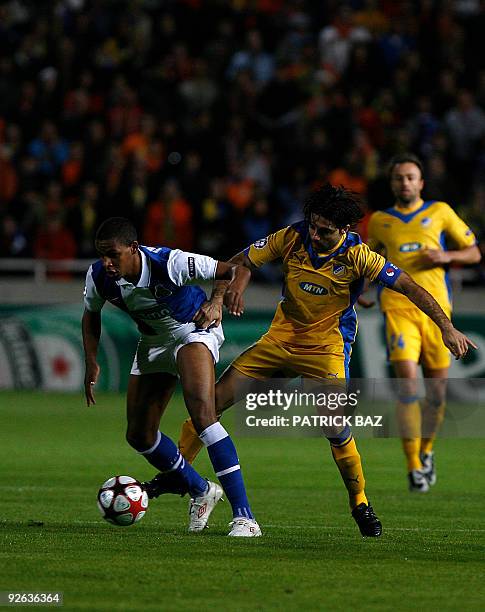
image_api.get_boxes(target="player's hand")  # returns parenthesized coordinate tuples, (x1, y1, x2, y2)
(441, 327, 478, 359)
(357, 295, 375, 308)
(224, 289, 244, 316)
(192, 300, 222, 329)
(84, 362, 100, 406)
(420, 249, 451, 267)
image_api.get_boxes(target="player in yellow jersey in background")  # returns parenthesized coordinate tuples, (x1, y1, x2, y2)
(367, 154, 481, 492)
(144, 184, 475, 535)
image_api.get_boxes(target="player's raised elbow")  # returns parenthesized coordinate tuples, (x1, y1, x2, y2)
(468, 245, 482, 264)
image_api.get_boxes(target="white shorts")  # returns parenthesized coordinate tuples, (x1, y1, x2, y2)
(130, 325, 224, 376)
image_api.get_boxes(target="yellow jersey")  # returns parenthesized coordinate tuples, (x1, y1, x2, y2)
(367, 199, 477, 313)
(245, 220, 401, 351)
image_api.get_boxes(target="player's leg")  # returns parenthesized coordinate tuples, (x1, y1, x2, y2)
(420, 366, 448, 486)
(126, 373, 210, 499)
(177, 342, 261, 536)
(385, 309, 428, 491)
(419, 316, 451, 486)
(290, 351, 381, 536)
(178, 364, 252, 463)
(179, 336, 282, 463)
(392, 360, 428, 492)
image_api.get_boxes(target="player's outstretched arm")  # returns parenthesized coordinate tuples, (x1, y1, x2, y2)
(215, 260, 252, 316)
(82, 308, 101, 406)
(391, 271, 478, 359)
(192, 259, 252, 327)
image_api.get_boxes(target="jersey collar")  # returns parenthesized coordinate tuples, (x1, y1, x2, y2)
(116, 249, 149, 287)
(307, 232, 349, 268)
(384, 199, 435, 223)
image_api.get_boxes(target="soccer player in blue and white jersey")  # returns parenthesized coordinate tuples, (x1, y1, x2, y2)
(82, 217, 261, 537)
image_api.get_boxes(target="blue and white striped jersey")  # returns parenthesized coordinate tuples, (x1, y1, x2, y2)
(84, 246, 218, 341)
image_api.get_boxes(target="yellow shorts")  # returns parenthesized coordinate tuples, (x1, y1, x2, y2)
(231, 334, 348, 380)
(384, 308, 450, 369)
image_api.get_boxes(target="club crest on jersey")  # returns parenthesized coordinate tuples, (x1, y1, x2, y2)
(420, 217, 432, 227)
(399, 242, 422, 252)
(153, 284, 172, 299)
(253, 238, 268, 249)
(299, 282, 328, 296)
(333, 264, 346, 276)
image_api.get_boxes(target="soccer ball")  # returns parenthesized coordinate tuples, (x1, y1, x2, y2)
(97, 475, 148, 526)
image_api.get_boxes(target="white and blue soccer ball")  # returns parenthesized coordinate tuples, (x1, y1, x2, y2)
(97, 476, 148, 526)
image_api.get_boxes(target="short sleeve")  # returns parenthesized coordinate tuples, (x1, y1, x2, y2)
(441, 204, 478, 249)
(351, 242, 402, 286)
(167, 249, 218, 286)
(245, 227, 291, 267)
(84, 265, 105, 312)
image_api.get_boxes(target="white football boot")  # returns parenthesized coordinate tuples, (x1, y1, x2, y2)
(408, 468, 430, 493)
(188, 481, 223, 532)
(228, 517, 262, 537)
(420, 451, 437, 486)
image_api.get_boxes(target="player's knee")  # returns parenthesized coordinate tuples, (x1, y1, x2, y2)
(125, 427, 158, 452)
(425, 395, 445, 409)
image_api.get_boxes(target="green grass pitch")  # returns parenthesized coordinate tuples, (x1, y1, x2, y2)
(1, 391, 484, 611)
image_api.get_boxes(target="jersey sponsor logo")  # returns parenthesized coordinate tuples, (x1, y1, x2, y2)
(382, 223, 392, 228)
(332, 264, 346, 276)
(188, 256, 195, 278)
(399, 242, 422, 252)
(153, 284, 172, 299)
(253, 238, 268, 249)
(299, 282, 328, 296)
(136, 305, 173, 320)
(385, 263, 399, 277)
(420, 217, 432, 227)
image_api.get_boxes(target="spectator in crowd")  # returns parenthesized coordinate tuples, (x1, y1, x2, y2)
(0, 0, 482, 284)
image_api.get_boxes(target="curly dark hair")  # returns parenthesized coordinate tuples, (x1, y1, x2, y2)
(303, 184, 364, 229)
(95, 217, 137, 245)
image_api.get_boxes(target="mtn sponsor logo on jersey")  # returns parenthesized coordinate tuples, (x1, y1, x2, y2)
(153, 284, 172, 299)
(299, 282, 328, 296)
(399, 242, 422, 253)
(332, 264, 346, 276)
(420, 217, 432, 227)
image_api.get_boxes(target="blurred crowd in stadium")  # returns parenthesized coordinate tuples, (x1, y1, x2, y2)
(0, 0, 484, 282)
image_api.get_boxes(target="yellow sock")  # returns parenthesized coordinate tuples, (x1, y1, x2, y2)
(331, 437, 368, 510)
(401, 438, 421, 471)
(421, 400, 445, 454)
(396, 399, 422, 471)
(178, 418, 204, 464)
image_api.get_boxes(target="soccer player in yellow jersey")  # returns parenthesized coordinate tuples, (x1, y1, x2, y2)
(367, 154, 481, 492)
(144, 184, 475, 535)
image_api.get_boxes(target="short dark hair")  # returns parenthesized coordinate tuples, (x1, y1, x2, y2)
(95, 217, 137, 245)
(303, 183, 364, 229)
(388, 153, 424, 178)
